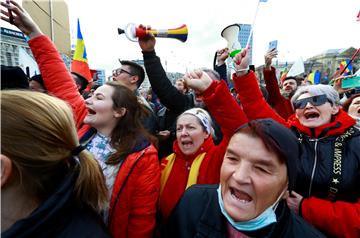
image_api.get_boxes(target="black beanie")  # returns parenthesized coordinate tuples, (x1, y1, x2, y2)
(1, 65, 29, 90)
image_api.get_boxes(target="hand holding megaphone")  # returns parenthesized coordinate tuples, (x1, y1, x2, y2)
(118, 23, 188, 42)
(233, 47, 251, 76)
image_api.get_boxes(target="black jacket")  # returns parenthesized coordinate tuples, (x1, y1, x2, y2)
(2, 172, 110, 238)
(165, 185, 325, 238)
(291, 118, 360, 203)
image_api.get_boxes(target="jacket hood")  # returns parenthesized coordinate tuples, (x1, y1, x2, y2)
(287, 109, 356, 138)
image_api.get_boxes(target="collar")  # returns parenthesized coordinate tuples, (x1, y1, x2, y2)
(287, 109, 356, 138)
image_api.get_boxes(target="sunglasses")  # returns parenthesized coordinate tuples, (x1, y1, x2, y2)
(112, 68, 134, 77)
(293, 94, 331, 109)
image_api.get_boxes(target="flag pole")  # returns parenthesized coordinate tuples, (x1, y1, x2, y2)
(329, 47, 360, 85)
(245, 0, 261, 48)
(339, 48, 360, 76)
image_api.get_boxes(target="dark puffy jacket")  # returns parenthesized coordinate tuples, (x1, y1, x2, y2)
(2, 172, 110, 238)
(233, 71, 360, 238)
(165, 185, 326, 238)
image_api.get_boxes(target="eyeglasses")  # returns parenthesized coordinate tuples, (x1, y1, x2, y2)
(293, 94, 330, 109)
(112, 68, 134, 77)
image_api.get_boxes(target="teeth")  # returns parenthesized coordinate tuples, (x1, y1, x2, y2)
(231, 193, 250, 203)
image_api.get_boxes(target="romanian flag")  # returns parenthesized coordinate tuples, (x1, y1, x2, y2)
(339, 60, 352, 76)
(71, 19, 92, 82)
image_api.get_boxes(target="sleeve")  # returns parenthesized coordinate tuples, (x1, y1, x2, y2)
(28, 35, 87, 129)
(127, 150, 160, 238)
(263, 66, 283, 107)
(142, 51, 192, 113)
(203, 80, 248, 139)
(214, 63, 228, 86)
(233, 71, 287, 126)
(301, 197, 360, 238)
(202, 80, 248, 170)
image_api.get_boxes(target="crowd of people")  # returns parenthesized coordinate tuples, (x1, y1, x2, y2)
(1, 1, 359, 238)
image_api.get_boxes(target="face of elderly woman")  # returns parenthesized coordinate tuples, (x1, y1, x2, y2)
(220, 132, 287, 222)
(294, 93, 339, 128)
(348, 96, 360, 118)
(176, 114, 209, 155)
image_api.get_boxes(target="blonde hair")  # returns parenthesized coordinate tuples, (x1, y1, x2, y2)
(1, 90, 107, 212)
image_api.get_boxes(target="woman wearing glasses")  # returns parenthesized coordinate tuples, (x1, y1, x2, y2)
(1, 2, 159, 238)
(231, 48, 360, 238)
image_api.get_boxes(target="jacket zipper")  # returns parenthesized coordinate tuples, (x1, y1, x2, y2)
(308, 139, 318, 197)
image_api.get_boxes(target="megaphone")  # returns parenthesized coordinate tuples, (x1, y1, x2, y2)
(221, 24, 242, 58)
(118, 23, 188, 42)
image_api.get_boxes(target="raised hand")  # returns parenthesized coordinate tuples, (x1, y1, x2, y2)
(216, 47, 229, 66)
(0, 0, 42, 39)
(183, 69, 213, 94)
(138, 24, 156, 52)
(233, 46, 250, 76)
(264, 49, 278, 69)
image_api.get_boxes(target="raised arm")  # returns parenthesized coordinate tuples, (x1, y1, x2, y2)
(1, 0, 87, 129)
(232, 48, 287, 126)
(263, 49, 283, 106)
(138, 26, 193, 113)
(185, 69, 248, 139)
(213, 47, 229, 86)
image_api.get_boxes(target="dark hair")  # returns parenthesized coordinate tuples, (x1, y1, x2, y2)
(30, 74, 45, 88)
(71, 72, 89, 92)
(342, 93, 360, 112)
(283, 76, 302, 86)
(105, 81, 156, 164)
(234, 119, 300, 192)
(235, 122, 287, 164)
(120, 60, 145, 88)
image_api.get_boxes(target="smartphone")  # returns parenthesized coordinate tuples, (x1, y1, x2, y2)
(341, 76, 360, 89)
(268, 40, 278, 51)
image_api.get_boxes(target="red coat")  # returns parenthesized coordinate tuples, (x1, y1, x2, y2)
(263, 67, 294, 120)
(159, 80, 248, 219)
(29, 35, 160, 238)
(233, 71, 360, 238)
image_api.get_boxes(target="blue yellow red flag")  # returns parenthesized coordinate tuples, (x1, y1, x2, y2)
(71, 19, 92, 82)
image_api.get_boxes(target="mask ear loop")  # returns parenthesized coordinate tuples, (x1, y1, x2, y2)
(272, 183, 288, 211)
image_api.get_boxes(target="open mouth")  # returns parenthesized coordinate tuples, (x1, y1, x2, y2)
(304, 111, 320, 120)
(230, 187, 252, 203)
(181, 140, 193, 148)
(87, 108, 96, 115)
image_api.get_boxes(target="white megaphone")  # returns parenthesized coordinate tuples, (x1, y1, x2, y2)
(221, 24, 242, 58)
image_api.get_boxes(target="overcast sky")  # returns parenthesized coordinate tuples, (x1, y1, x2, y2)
(13, 0, 360, 75)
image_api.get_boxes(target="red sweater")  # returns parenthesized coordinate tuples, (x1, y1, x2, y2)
(159, 80, 248, 219)
(29, 35, 160, 238)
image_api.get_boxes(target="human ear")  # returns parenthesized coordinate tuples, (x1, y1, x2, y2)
(113, 107, 127, 118)
(331, 105, 340, 115)
(1, 154, 13, 187)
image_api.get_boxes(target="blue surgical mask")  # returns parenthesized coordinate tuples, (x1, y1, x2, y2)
(217, 185, 281, 231)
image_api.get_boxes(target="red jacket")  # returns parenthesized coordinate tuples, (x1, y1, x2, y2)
(29, 35, 160, 238)
(233, 71, 360, 238)
(263, 67, 294, 120)
(159, 80, 248, 219)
